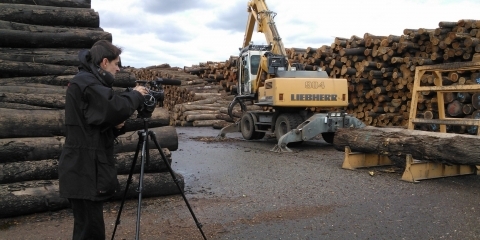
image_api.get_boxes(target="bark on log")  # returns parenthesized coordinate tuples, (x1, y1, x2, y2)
(0, 108, 170, 138)
(0, 4, 99, 28)
(0, 102, 53, 110)
(0, 29, 111, 48)
(0, 92, 65, 108)
(0, 47, 80, 66)
(0, 108, 65, 138)
(0, 172, 183, 218)
(0, 60, 78, 77)
(0, 149, 172, 184)
(0, 0, 91, 8)
(0, 126, 178, 162)
(0, 75, 74, 86)
(124, 107, 171, 132)
(333, 126, 480, 166)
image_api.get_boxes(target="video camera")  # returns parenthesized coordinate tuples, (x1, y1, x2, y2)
(134, 78, 181, 118)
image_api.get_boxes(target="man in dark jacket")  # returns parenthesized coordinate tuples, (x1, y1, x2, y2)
(58, 40, 148, 240)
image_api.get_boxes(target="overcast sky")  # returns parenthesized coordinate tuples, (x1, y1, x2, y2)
(91, 0, 480, 69)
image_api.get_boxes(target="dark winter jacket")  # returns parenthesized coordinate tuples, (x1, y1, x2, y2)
(58, 49, 144, 201)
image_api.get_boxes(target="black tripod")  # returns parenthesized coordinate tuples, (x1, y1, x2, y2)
(111, 118, 207, 240)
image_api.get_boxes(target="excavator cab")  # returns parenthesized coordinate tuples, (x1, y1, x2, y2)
(237, 44, 270, 96)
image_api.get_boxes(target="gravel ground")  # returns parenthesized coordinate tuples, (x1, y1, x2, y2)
(1, 126, 480, 240)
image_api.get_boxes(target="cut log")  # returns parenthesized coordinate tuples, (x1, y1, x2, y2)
(0, 149, 172, 184)
(0, 92, 65, 108)
(0, 60, 78, 77)
(192, 120, 226, 127)
(0, 172, 183, 218)
(0, 47, 80, 66)
(0, 0, 91, 8)
(333, 126, 480, 166)
(0, 3, 99, 28)
(0, 102, 54, 110)
(0, 28, 111, 48)
(0, 126, 178, 163)
(124, 107, 171, 132)
(0, 108, 170, 138)
(0, 75, 74, 86)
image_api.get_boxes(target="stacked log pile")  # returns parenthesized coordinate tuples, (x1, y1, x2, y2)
(183, 19, 480, 134)
(0, 1, 183, 218)
(123, 64, 244, 128)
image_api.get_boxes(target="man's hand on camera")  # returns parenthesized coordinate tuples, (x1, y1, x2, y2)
(133, 86, 148, 95)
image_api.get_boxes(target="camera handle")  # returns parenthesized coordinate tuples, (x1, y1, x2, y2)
(111, 118, 207, 240)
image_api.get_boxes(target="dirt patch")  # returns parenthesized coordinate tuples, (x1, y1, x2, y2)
(189, 136, 243, 143)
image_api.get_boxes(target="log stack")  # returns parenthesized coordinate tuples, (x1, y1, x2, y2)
(0, 0, 184, 218)
(183, 19, 480, 134)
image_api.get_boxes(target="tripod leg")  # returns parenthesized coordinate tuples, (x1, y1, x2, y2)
(134, 132, 149, 240)
(111, 131, 144, 240)
(148, 131, 208, 240)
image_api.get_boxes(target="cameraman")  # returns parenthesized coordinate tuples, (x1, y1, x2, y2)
(58, 40, 148, 240)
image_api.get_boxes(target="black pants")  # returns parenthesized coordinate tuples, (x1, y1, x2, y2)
(69, 198, 105, 240)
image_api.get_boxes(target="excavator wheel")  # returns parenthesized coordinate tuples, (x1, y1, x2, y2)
(275, 113, 304, 145)
(321, 132, 335, 144)
(240, 113, 265, 140)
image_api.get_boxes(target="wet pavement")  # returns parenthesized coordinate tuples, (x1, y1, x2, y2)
(1, 126, 480, 239)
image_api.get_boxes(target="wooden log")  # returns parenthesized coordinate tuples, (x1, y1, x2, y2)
(0, 47, 81, 66)
(124, 107, 171, 132)
(0, 3, 99, 28)
(0, 172, 183, 218)
(192, 120, 225, 127)
(0, 28, 111, 48)
(446, 100, 465, 117)
(0, 126, 178, 163)
(0, 0, 91, 8)
(0, 60, 78, 77)
(333, 126, 480, 166)
(0, 92, 65, 108)
(0, 108, 170, 138)
(0, 102, 53, 110)
(185, 113, 219, 121)
(0, 75, 74, 86)
(0, 149, 172, 184)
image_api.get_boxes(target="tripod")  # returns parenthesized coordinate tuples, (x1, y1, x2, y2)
(111, 118, 207, 240)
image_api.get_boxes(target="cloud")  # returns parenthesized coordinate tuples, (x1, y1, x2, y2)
(92, 0, 480, 69)
(140, 0, 212, 14)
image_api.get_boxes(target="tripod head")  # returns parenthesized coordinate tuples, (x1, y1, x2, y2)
(134, 78, 181, 119)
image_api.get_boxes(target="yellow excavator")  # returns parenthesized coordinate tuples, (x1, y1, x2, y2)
(217, 0, 365, 152)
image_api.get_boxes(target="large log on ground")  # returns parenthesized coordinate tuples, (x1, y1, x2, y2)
(0, 4, 99, 28)
(0, 126, 178, 162)
(0, 0, 91, 8)
(0, 172, 183, 218)
(0, 149, 172, 184)
(0, 108, 170, 138)
(333, 126, 480, 166)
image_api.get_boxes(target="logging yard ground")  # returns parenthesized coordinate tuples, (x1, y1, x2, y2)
(2, 127, 480, 240)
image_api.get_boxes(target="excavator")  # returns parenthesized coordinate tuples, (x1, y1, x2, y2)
(217, 0, 365, 152)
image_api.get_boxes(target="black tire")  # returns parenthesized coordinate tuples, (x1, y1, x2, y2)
(321, 132, 335, 144)
(240, 113, 265, 140)
(240, 113, 255, 140)
(275, 113, 304, 145)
